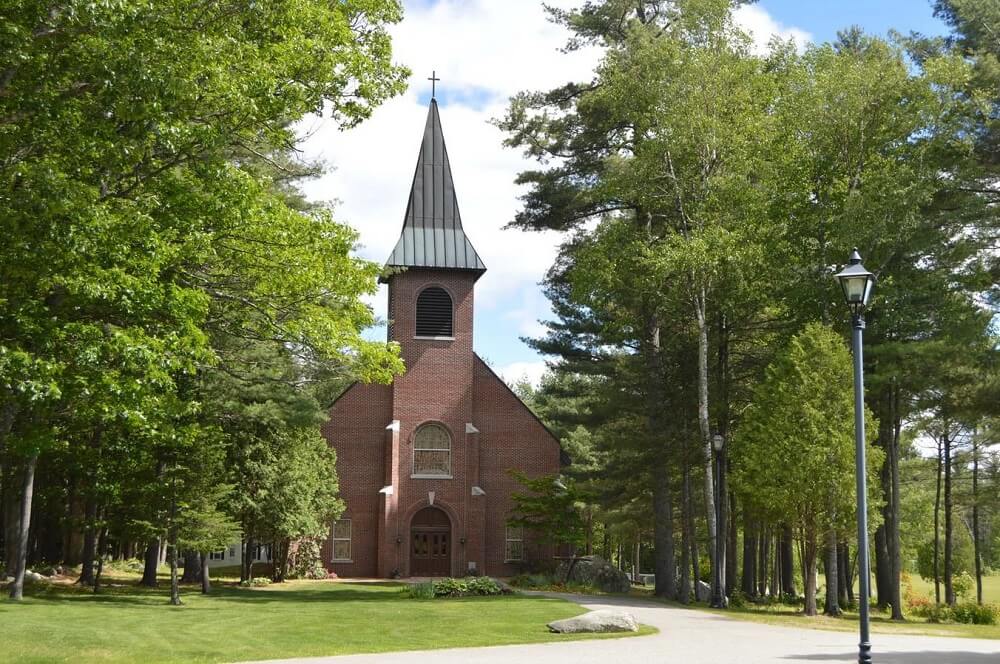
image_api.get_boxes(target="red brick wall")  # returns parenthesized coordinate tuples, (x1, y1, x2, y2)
(473, 356, 561, 577)
(320, 267, 561, 578)
(321, 382, 391, 578)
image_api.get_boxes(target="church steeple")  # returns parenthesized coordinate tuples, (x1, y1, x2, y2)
(384, 99, 486, 278)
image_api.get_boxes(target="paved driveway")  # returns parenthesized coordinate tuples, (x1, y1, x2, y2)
(249, 591, 1000, 664)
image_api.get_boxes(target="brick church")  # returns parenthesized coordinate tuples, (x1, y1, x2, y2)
(319, 98, 562, 578)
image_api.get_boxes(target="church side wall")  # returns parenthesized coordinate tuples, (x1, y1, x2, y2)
(473, 356, 562, 577)
(321, 382, 392, 578)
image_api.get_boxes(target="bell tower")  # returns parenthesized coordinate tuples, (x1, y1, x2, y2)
(377, 96, 487, 577)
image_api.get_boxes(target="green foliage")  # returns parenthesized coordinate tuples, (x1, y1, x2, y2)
(509, 573, 555, 589)
(508, 471, 586, 553)
(239, 577, 272, 588)
(916, 527, 976, 582)
(915, 601, 1000, 625)
(404, 577, 504, 599)
(951, 603, 1000, 625)
(732, 323, 882, 532)
(404, 581, 436, 600)
(287, 539, 330, 581)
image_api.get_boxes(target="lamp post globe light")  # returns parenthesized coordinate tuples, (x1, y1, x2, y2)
(834, 248, 875, 664)
(710, 433, 726, 609)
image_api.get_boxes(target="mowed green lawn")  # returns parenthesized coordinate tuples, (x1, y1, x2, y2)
(908, 574, 1000, 605)
(0, 575, 648, 664)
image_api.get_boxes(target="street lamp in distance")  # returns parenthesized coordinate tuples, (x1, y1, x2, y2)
(834, 248, 875, 664)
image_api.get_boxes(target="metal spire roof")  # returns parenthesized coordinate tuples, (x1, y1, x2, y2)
(384, 99, 486, 278)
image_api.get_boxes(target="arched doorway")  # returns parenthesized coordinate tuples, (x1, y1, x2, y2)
(410, 506, 451, 576)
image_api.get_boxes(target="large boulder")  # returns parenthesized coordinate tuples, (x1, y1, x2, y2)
(548, 609, 639, 633)
(556, 555, 632, 593)
(24, 570, 48, 584)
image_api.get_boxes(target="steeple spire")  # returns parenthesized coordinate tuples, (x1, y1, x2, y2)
(384, 98, 486, 278)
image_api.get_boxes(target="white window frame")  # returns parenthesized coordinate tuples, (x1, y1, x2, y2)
(332, 519, 352, 562)
(210, 550, 225, 561)
(505, 525, 524, 562)
(411, 423, 452, 479)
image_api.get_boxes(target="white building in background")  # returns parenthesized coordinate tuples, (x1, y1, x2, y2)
(205, 542, 272, 569)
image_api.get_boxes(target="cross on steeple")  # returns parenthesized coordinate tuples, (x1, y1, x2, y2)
(427, 70, 440, 98)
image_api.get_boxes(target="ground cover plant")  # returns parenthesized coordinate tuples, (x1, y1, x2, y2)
(0, 571, 649, 663)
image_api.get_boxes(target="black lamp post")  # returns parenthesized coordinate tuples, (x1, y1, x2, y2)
(710, 433, 727, 608)
(835, 248, 876, 664)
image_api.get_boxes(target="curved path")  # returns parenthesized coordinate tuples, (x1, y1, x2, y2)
(250, 591, 1000, 664)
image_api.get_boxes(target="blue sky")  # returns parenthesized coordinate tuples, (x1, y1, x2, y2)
(299, 1, 953, 386)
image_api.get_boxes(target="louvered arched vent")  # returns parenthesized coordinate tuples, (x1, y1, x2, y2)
(415, 287, 453, 337)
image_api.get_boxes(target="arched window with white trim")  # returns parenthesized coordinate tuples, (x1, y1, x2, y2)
(413, 423, 452, 477)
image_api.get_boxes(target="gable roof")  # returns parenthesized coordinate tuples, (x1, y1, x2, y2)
(473, 354, 569, 467)
(384, 99, 487, 278)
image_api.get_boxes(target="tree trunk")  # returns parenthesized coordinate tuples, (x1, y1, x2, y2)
(824, 528, 841, 616)
(642, 302, 675, 600)
(633, 537, 640, 582)
(742, 517, 756, 598)
(93, 527, 107, 593)
(653, 464, 676, 599)
(140, 539, 159, 587)
(803, 527, 818, 616)
(680, 457, 692, 604)
(726, 493, 738, 598)
(757, 526, 768, 597)
(693, 291, 717, 597)
(200, 550, 211, 594)
(181, 550, 201, 583)
(972, 436, 982, 605)
(243, 535, 255, 583)
(888, 384, 903, 619)
(168, 535, 181, 606)
(934, 435, 942, 604)
(78, 496, 99, 586)
(837, 541, 850, 607)
(8, 451, 38, 601)
(780, 524, 795, 598)
(874, 524, 890, 609)
(944, 427, 954, 606)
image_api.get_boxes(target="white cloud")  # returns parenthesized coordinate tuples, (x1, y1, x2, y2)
(733, 4, 812, 54)
(497, 360, 550, 388)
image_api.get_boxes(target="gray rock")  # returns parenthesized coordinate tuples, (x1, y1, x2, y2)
(548, 609, 639, 634)
(555, 555, 633, 593)
(23, 570, 51, 584)
(696, 580, 711, 602)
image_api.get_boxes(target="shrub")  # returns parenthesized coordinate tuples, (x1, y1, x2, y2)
(239, 577, 271, 587)
(403, 577, 504, 599)
(464, 576, 502, 596)
(728, 590, 748, 608)
(951, 603, 999, 626)
(952, 572, 974, 601)
(509, 573, 554, 589)
(286, 539, 328, 580)
(920, 604, 954, 623)
(106, 559, 145, 574)
(405, 581, 435, 599)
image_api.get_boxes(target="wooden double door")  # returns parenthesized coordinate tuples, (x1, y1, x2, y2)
(410, 506, 451, 576)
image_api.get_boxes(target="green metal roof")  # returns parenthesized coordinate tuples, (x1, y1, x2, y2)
(384, 99, 486, 278)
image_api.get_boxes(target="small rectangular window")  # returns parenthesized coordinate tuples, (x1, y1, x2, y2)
(332, 519, 352, 562)
(210, 550, 225, 561)
(505, 525, 523, 562)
